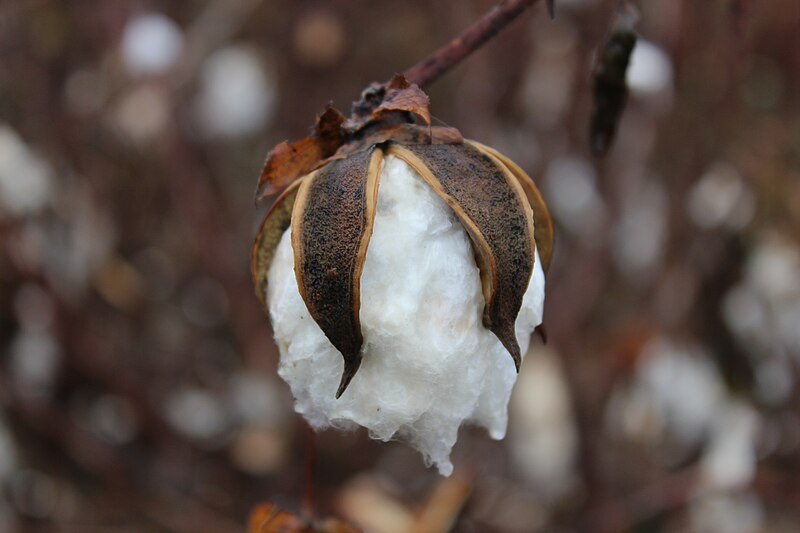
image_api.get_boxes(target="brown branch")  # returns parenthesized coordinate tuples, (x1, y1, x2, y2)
(403, 0, 542, 88)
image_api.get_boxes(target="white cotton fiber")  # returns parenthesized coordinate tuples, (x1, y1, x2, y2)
(267, 155, 546, 476)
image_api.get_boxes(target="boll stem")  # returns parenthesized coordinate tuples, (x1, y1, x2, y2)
(403, 0, 543, 88)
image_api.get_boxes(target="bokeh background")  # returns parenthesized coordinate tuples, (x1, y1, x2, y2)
(1, 0, 799, 531)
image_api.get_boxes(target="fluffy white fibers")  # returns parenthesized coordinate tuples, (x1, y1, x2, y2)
(267, 154, 546, 475)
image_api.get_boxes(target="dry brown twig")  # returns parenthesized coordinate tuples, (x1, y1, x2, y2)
(402, 0, 543, 88)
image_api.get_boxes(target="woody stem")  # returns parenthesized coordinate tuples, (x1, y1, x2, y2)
(403, 0, 542, 88)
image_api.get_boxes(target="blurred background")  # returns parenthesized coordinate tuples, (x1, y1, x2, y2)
(0, 0, 799, 531)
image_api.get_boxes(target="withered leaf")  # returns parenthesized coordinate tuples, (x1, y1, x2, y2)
(257, 107, 346, 201)
(249, 504, 361, 533)
(251, 179, 305, 308)
(373, 74, 431, 125)
(590, 25, 637, 156)
(345, 75, 431, 133)
(467, 141, 554, 272)
(387, 143, 535, 371)
(292, 148, 384, 397)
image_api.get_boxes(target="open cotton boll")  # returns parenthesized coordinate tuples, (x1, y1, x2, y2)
(267, 155, 546, 476)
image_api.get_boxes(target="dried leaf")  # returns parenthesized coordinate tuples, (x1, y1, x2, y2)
(388, 143, 535, 371)
(292, 148, 384, 397)
(345, 75, 431, 133)
(412, 473, 473, 533)
(590, 14, 637, 156)
(257, 107, 346, 201)
(249, 504, 361, 533)
(373, 74, 431, 125)
(249, 504, 306, 532)
(467, 141, 554, 272)
(251, 178, 305, 308)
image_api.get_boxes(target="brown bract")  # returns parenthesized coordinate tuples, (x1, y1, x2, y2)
(256, 107, 346, 201)
(251, 76, 554, 397)
(387, 143, 535, 371)
(291, 149, 383, 398)
(345, 74, 431, 132)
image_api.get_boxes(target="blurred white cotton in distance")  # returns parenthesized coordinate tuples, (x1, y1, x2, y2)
(165, 387, 227, 442)
(195, 46, 276, 138)
(746, 234, 800, 303)
(113, 85, 170, 144)
(627, 40, 673, 94)
(9, 331, 60, 396)
(630, 338, 724, 444)
(121, 13, 184, 76)
(700, 400, 759, 490)
(688, 162, 755, 230)
(267, 156, 546, 476)
(0, 125, 54, 217)
(510, 347, 576, 501)
(545, 156, 606, 239)
(754, 357, 793, 407)
(722, 283, 767, 342)
(614, 178, 667, 279)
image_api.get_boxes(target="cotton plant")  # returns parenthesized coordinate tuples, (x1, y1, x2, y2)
(250, 75, 553, 475)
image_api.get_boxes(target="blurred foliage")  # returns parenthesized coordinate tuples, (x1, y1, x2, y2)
(0, 0, 799, 531)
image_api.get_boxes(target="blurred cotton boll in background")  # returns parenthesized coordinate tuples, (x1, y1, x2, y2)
(627, 39, 673, 94)
(613, 177, 668, 281)
(112, 85, 171, 144)
(0, 125, 54, 218)
(120, 13, 184, 77)
(688, 162, 755, 231)
(627, 39, 674, 111)
(510, 347, 577, 502)
(607, 337, 725, 448)
(194, 46, 277, 138)
(267, 156, 546, 476)
(545, 155, 606, 241)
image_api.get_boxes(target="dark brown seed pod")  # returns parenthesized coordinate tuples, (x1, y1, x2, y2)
(291, 148, 384, 398)
(387, 143, 535, 371)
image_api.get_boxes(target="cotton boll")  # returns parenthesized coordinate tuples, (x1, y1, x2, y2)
(121, 13, 184, 77)
(545, 156, 606, 240)
(194, 46, 276, 138)
(268, 156, 545, 476)
(627, 39, 674, 112)
(510, 347, 577, 502)
(0, 125, 54, 217)
(700, 400, 759, 491)
(627, 40, 673, 97)
(688, 162, 755, 231)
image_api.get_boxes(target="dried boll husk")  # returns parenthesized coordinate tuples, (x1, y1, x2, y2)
(250, 75, 553, 473)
